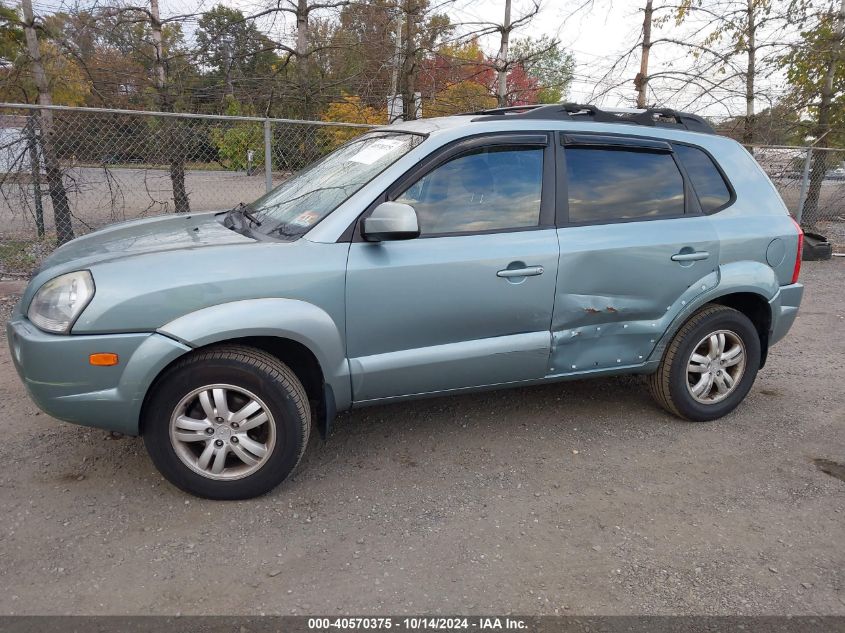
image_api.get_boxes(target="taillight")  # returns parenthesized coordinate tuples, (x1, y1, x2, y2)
(790, 216, 803, 284)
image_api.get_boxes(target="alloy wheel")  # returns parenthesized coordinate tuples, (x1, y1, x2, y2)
(169, 384, 276, 480)
(685, 329, 747, 405)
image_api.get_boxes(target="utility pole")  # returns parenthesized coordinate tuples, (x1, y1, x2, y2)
(635, 0, 653, 108)
(21, 0, 74, 244)
(497, 0, 512, 107)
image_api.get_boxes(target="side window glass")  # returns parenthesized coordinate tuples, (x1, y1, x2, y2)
(395, 145, 543, 235)
(565, 147, 685, 223)
(674, 144, 732, 213)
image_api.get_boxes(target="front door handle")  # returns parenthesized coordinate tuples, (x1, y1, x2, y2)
(497, 266, 544, 278)
(671, 251, 710, 262)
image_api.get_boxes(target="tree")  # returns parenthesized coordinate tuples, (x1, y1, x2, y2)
(670, 0, 794, 145)
(38, 7, 193, 110)
(325, 0, 451, 119)
(88, 0, 197, 212)
(417, 40, 493, 107)
(0, 8, 90, 106)
(509, 36, 574, 103)
(20, 0, 74, 245)
(715, 103, 806, 144)
(195, 6, 278, 110)
(329, 0, 398, 108)
(0, 39, 90, 105)
(635, 0, 654, 108)
(500, 62, 542, 105)
(496, 0, 512, 106)
(398, 0, 453, 120)
(210, 98, 263, 170)
(444, 0, 544, 108)
(321, 93, 385, 145)
(783, 3, 845, 147)
(426, 80, 497, 115)
(782, 0, 845, 224)
(0, 5, 23, 62)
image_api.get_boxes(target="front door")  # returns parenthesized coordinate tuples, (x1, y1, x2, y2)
(345, 134, 559, 402)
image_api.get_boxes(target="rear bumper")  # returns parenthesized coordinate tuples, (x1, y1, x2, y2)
(769, 283, 803, 346)
(7, 316, 190, 435)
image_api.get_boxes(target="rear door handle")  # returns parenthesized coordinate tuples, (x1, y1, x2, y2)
(671, 251, 710, 262)
(497, 266, 544, 278)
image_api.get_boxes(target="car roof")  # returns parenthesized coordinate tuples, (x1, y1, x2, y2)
(380, 103, 717, 141)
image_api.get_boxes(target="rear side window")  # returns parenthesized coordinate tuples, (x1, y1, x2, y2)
(565, 148, 685, 223)
(673, 144, 732, 213)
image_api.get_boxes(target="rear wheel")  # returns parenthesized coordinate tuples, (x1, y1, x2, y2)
(143, 345, 310, 499)
(648, 305, 761, 421)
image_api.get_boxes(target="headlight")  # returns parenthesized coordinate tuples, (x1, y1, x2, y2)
(27, 271, 95, 334)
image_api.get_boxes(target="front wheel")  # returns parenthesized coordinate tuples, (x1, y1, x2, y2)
(143, 345, 311, 499)
(648, 305, 761, 421)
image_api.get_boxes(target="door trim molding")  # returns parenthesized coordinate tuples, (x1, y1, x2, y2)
(350, 331, 551, 401)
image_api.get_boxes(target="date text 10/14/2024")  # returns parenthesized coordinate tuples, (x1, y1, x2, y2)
(307, 617, 528, 631)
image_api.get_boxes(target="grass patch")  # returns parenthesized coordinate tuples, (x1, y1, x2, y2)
(0, 237, 53, 275)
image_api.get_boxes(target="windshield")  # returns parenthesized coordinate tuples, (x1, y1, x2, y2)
(248, 131, 424, 239)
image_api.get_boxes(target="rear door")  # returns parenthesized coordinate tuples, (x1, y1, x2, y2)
(549, 133, 722, 374)
(345, 133, 559, 402)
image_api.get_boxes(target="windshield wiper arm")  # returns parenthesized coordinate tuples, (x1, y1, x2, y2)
(241, 207, 262, 227)
(229, 202, 262, 227)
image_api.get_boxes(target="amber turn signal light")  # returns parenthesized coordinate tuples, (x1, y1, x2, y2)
(89, 353, 119, 366)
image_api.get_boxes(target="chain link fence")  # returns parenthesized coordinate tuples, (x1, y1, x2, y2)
(752, 145, 845, 246)
(0, 104, 375, 244)
(0, 104, 843, 249)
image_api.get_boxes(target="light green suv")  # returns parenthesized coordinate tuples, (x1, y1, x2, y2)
(7, 104, 804, 499)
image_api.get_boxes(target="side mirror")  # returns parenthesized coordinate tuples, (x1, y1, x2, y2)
(361, 202, 420, 242)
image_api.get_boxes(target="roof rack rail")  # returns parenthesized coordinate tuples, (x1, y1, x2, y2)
(469, 102, 715, 134)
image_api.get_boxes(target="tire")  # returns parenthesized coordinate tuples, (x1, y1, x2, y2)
(648, 305, 761, 421)
(143, 345, 311, 500)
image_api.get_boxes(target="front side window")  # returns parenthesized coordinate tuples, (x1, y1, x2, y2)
(565, 147, 685, 223)
(249, 131, 423, 239)
(673, 144, 732, 213)
(395, 145, 544, 235)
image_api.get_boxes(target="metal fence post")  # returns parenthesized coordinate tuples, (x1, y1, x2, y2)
(263, 118, 272, 193)
(796, 147, 812, 225)
(24, 115, 45, 237)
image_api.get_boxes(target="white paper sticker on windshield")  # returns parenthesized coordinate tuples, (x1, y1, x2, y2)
(348, 138, 404, 165)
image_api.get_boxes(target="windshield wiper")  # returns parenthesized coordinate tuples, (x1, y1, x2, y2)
(267, 224, 303, 239)
(228, 202, 262, 227)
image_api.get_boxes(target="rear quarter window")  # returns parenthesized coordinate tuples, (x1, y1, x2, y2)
(674, 144, 733, 213)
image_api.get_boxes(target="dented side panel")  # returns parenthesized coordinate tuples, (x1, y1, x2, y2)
(549, 216, 720, 375)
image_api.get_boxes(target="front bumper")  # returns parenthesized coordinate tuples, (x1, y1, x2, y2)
(7, 316, 190, 435)
(769, 283, 803, 346)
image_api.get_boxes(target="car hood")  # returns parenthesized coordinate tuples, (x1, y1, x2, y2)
(40, 212, 254, 270)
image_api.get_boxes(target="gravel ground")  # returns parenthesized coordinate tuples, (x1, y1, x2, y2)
(0, 260, 843, 616)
